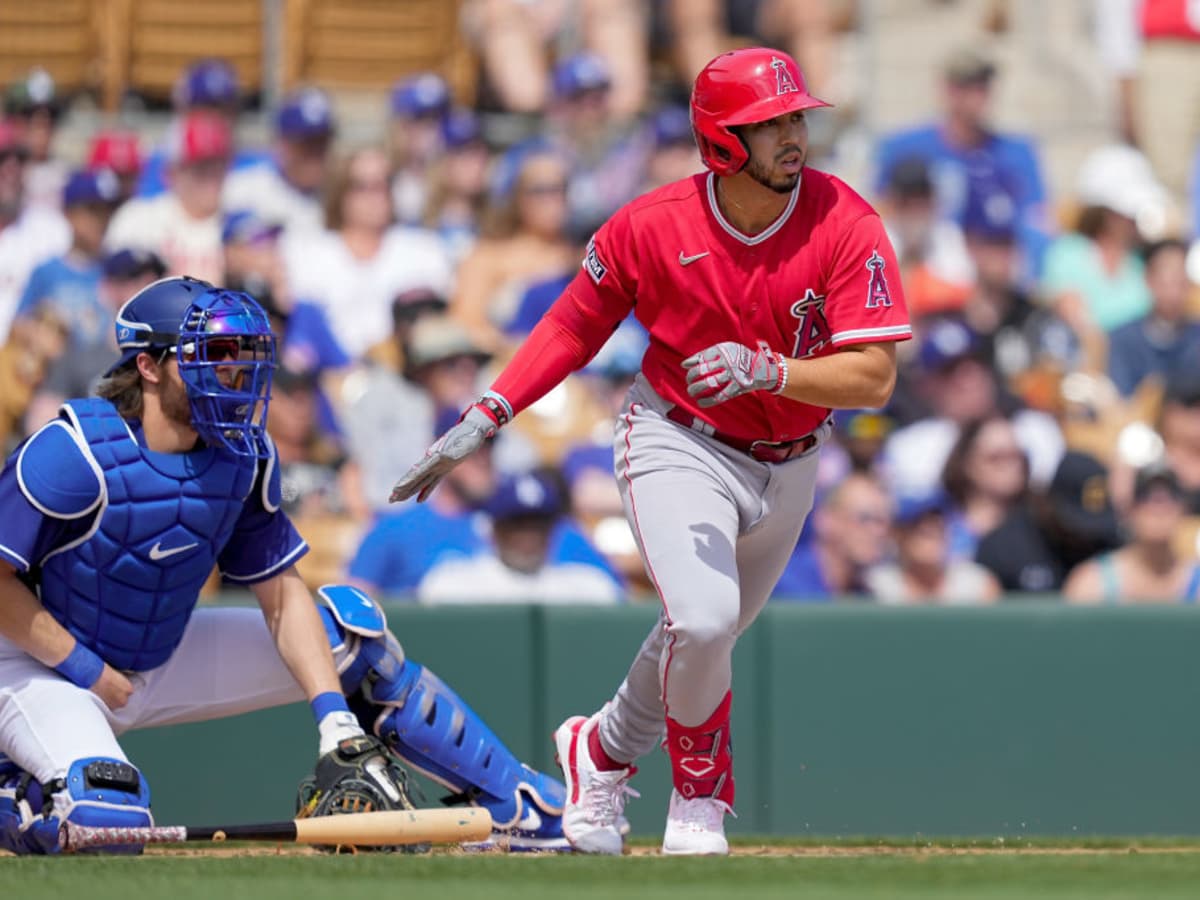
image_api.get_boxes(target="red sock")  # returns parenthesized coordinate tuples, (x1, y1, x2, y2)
(588, 725, 629, 772)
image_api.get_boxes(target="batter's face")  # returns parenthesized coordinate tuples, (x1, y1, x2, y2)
(739, 111, 809, 194)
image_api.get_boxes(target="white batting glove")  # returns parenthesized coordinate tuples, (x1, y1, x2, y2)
(389, 401, 504, 504)
(682, 341, 786, 407)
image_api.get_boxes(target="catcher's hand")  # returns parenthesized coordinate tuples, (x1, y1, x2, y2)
(389, 404, 499, 504)
(682, 340, 786, 407)
(297, 733, 424, 824)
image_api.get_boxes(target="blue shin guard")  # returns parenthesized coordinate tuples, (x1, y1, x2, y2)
(0, 757, 152, 855)
(318, 585, 569, 851)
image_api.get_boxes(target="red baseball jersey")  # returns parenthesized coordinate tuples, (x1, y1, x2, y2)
(563, 169, 912, 442)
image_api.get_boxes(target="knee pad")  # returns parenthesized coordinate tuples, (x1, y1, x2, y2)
(317, 585, 569, 850)
(0, 757, 152, 855)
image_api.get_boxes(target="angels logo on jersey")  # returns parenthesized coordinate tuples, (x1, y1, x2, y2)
(864, 251, 893, 309)
(789, 290, 832, 359)
(771, 57, 799, 95)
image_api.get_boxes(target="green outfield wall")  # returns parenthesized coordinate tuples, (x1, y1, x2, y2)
(122, 602, 1200, 837)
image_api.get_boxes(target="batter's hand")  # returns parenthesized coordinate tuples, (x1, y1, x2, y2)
(92, 664, 134, 711)
(389, 404, 500, 503)
(682, 341, 786, 407)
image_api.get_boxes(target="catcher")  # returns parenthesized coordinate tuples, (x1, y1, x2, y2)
(0, 278, 566, 854)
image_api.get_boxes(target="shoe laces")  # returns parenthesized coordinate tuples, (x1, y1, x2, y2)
(673, 796, 728, 832)
(583, 769, 640, 828)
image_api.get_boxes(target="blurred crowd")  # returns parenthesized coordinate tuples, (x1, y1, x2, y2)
(2, 0, 1200, 607)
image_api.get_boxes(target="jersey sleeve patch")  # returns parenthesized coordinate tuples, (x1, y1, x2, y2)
(16, 420, 104, 520)
(583, 237, 608, 285)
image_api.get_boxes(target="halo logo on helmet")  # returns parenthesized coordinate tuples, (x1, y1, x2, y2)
(106, 276, 276, 459)
(690, 48, 831, 178)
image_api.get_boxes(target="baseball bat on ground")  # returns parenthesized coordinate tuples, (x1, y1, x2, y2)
(59, 807, 493, 852)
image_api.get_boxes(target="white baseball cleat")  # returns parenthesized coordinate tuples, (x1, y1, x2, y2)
(553, 713, 638, 855)
(661, 789, 730, 856)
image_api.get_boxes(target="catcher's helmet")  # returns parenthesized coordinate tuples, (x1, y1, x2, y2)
(107, 276, 277, 459)
(690, 48, 830, 177)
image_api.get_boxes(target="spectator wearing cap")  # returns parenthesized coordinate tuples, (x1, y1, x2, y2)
(281, 145, 454, 361)
(105, 110, 232, 284)
(4, 67, 67, 210)
(15, 169, 122, 351)
(873, 46, 1052, 283)
(23, 248, 167, 436)
(864, 491, 1001, 605)
(1106, 239, 1200, 398)
(0, 120, 69, 342)
(86, 130, 143, 204)
(223, 86, 337, 237)
(416, 470, 623, 605)
(136, 58, 265, 199)
(640, 104, 702, 192)
(388, 72, 452, 226)
(1041, 144, 1166, 372)
(975, 450, 1122, 593)
(420, 108, 491, 264)
(881, 315, 1064, 501)
(1064, 462, 1200, 603)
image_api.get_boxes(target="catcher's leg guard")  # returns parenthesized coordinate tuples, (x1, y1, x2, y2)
(0, 756, 152, 855)
(318, 585, 569, 851)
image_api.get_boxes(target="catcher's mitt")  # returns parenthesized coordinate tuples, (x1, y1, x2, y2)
(296, 734, 428, 852)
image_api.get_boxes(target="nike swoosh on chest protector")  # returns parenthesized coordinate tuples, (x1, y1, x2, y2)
(149, 541, 200, 561)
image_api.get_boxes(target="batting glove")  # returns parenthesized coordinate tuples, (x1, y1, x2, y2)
(389, 395, 509, 503)
(682, 341, 786, 407)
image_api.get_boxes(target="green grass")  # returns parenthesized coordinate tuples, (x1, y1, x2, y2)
(7, 843, 1200, 900)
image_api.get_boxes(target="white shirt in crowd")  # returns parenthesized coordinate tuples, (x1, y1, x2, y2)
(0, 206, 70, 339)
(282, 226, 453, 359)
(417, 555, 622, 606)
(223, 163, 324, 236)
(105, 194, 224, 284)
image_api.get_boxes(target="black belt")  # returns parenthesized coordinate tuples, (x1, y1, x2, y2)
(665, 406, 820, 463)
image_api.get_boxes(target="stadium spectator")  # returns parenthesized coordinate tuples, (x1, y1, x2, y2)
(1106, 239, 1200, 398)
(105, 110, 232, 284)
(975, 450, 1122, 593)
(940, 413, 1029, 558)
(640, 105, 703, 192)
(773, 472, 894, 601)
(1041, 144, 1169, 370)
(873, 46, 1052, 282)
(422, 108, 492, 264)
(881, 316, 1064, 499)
(1064, 462, 1200, 603)
(389, 73, 453, 227)
(86, 129, 143, 204)
(865, 492, 1001, 605)
(1158, 371, 1200, 514)
(136, 58, 263, 197)
(22, 248, 166, 434)
(417, 470, 623, 605)
(282, 145, 454, 360)
(0, 120, 69, 342)
(223, 87, 337, 237)
(451, 148, 575, 347)
(4, 67, 66, 210)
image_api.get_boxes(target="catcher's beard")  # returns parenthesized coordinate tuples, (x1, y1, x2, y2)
(160, 368, 194, 430)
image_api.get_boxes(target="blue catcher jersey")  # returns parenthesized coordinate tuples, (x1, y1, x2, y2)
(5, 399, 295, 671)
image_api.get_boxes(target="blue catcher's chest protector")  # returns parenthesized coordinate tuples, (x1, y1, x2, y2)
(33, 400, 258, 670)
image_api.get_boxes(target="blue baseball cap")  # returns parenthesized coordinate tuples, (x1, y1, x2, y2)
(221, 209, 284, 245)
(894, 491, 951, 526)
(552, 53, 611, 100)
(276, 87, 336, 140)
(174, 58, 240, 109)
(916, 316, 981, 373)
(101, 248, 167, 281)
(390, 73, 451, 119)
(62, 168, 121, 208)
(961, 179, 1018, 242)
(650, 105, 693, 148)
(441, 107, 482, 148)
(485, 472, 562, 522)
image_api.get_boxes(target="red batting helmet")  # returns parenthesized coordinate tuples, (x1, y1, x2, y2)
(690, 48, 830, 177)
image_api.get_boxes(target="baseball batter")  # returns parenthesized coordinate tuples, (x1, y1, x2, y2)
(391, 48, 911, 855)
(0, 277, 568, 854)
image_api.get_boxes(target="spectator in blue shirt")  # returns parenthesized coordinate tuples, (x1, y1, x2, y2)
(17, 169, 122, 349)
(1107, 238, 1200, 397)
(873, 46, 1051, 281)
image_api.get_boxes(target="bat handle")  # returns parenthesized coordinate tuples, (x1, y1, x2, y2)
(60, 820, 188, 851)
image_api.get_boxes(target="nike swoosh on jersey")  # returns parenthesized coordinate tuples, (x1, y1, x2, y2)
(678, 251, 710, 266)
(149, 541, 200, 561)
